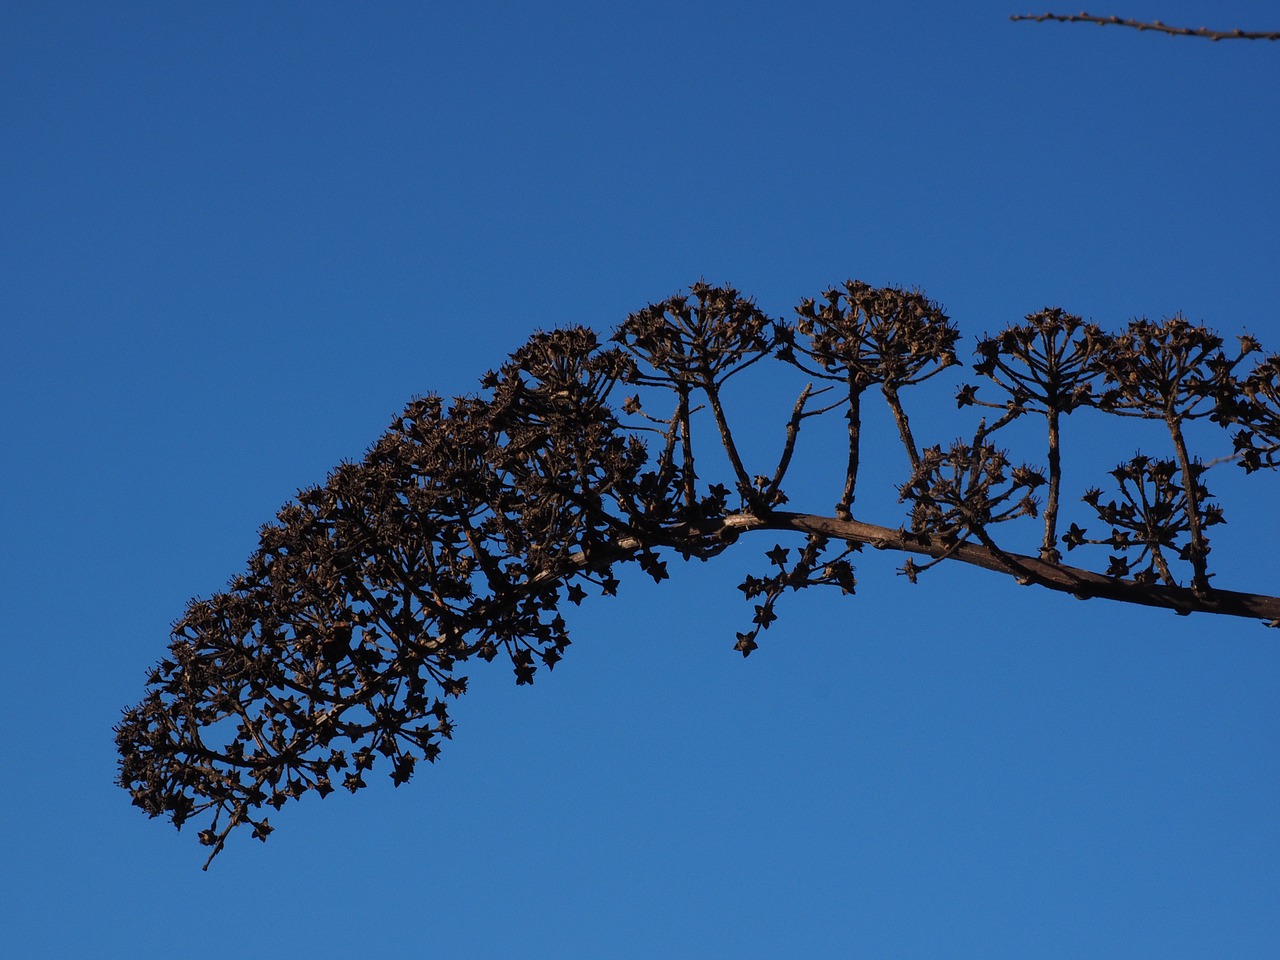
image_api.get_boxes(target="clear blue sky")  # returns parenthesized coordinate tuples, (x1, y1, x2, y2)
(3, 2, 1279, 957)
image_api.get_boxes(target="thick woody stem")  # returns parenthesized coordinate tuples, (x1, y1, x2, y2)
(552, 510, 1280, 624)
(729, 512, 1280, 623)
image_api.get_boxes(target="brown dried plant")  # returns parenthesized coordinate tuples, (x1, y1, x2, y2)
(117, 282, 1280, 866)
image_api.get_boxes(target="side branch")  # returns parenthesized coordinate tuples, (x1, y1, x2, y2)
(724, 512, 1280, 623)
(1011, 12, 1280, 42)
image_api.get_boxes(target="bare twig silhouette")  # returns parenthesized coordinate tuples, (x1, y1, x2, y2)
(1011, 12, 1280, 41)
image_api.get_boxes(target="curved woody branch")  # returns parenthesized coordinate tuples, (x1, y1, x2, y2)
(741, 512, 1280, 622)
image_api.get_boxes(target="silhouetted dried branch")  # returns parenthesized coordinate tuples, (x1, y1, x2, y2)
(117, 282, 1280, 866)
(1011, 12, 1280, 41)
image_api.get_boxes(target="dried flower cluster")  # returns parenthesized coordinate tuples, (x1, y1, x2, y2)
(118, 281, 1280, 865)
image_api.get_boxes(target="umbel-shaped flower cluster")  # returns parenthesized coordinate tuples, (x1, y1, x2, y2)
(118, 282, 1280, 865)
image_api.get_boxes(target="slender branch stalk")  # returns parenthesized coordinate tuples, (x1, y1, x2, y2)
(765, 383, 818, 502)
(677, 388, 695, 509)
(702, 381, 754, 499)
(840, 384, 864, 517)
(882, 383, 920, 470)
(1166, 417, 1210, 593)
(1043, 407, 1062, 562)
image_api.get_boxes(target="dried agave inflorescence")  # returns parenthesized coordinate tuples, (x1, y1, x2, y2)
(1087, 316, 1250, 592)
(776, 281, 959, 517)
(1093, 315, 1241, 422)
(117, 326, 691, 866)
(612, 282, 775, 510)
(900, 439, 1045, 543)
(118, 281, 1280, 866)
(732, 535, 857, 657)
(779, 281, 959, 390)
(1230, 353, 1280, 472)
(960, 308, 1106, 561)
(1066, 455, 1224, 585)
(614, 281, 774, 391)
(967, 308, 1103, 414)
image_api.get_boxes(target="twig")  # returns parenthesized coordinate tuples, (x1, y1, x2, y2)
(1011, 12, 1280, 42)
(765, 383, 825, 502)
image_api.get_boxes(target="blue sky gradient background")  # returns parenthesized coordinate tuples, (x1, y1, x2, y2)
(3, 2, 1279, 956)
